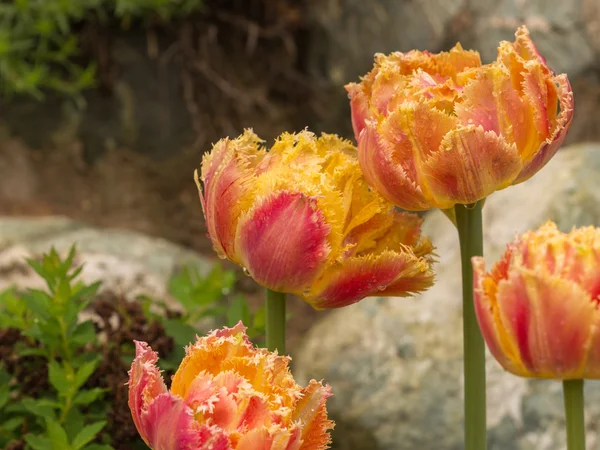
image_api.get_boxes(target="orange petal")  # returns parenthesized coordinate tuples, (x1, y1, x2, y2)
(292, 380, 334, 450)
(472, 257, 516, 371)
(307, 249, 433, 310)
(357, 121, 430, 210)
(423, 125, 522, 206)
(235, 191, 330, 293)
(496, 269, 596, 378)
(514, 74, 574, 183)
(236, 426, 302, 450)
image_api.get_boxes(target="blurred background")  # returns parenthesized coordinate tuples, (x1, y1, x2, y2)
(2, 0, 599, 345)
(0, 1, 599, 448)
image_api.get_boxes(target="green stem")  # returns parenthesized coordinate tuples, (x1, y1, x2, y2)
(265, 289, 286, 354)
(563, 379, 585, 450)
(455, 201, 486, 450)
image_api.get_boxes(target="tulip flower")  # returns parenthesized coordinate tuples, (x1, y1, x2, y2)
(473, 222, 600, 379)
(195, 129, 435, 310)
(346, 25, 574, 211)
(128, 322, 334, 450)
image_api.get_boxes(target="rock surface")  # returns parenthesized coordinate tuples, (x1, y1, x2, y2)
(306, 0, 600, 144)
(293, 142, 600, 450)
(0, 216, 212, 309)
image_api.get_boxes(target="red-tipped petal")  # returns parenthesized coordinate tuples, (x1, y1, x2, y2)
(199, 132, 262, 260)
(128, 341, 169, 445)
(140, 393, 231, 450)
(346, 82, 370, 138)
(496, 269, 596, 378)
(423, 125, 522, 206)
(308, 250, 432, 310)
(235, 191, 330, 293)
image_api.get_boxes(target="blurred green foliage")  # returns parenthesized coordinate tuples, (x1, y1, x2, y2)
(0, 0, 204, 99)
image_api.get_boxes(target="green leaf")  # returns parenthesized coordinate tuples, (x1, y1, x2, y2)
(69, 321, 97, 346)
(16, 346, 48, 357)
(74, 359, 99, 390)
(73, 388, 105, 406)
(48, 360, 71, 395)
(46, 418, 70, 449)
(0, 383, 9, 409)
(253, 305, 266, 330)
(226, 294, 251, 327)
(22, 289, 52, 320)
(71, 281, 101, 303)
(72, 421, 107, 450)
(85, 445, 114, 450)
(24, 434, 53, 450)
(21, 398, 59, 419)
(2, 415, 24, 431)
(64, 406, 85, 441)
(161, 319, 197, 348)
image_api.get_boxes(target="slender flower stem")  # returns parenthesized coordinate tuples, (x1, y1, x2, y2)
(563, 379, 585, 450)
(265, 289, 286, 354)
(455, 201, 486, 450)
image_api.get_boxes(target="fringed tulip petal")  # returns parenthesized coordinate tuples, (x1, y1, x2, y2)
(128, 325, 334, 449)
(515, 74, 574, 183)
(197, 131, 264, 260)
(199, 129, 435, 308)
(473, 222, 600, 380)
(293, 381, 334, 450)
(424, 126, 522, 206)
(496, 270, 595, 378)
(347, 25, 573, 210)
(235, 191, 330, 292)
(140, 393, 230, 450)
(307, 249, 434, 310)
(357, 122, 430, 210)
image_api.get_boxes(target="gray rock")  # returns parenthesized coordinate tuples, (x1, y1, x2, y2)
(306, 0, 600, 144)
(293, 143, 600, 450)
(0, 216, 212, 309)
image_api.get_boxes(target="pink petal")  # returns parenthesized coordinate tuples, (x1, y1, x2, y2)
(140, 392, 231, 450)
(423, 125, 522, 206)
(128, 341, 168, 445)
(235, 191, 330, 293)
(496, 269, 596, 378)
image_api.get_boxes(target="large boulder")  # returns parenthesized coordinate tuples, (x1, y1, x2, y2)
(0, 216, 212, 309)
(306, 0, 600, 144)
(293, 143, 600, 450)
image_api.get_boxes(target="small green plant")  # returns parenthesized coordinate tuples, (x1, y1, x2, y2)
(0, 246, 266, 448)
(140, 263, 266, 370)
(0, 247, 110, 449)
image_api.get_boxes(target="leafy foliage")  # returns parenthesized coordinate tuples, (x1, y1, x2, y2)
(0, 246, 262, 449)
